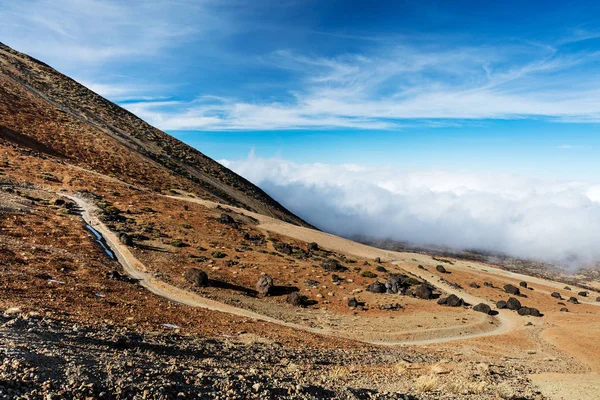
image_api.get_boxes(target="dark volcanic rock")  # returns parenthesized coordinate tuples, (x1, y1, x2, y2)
(578, 291, 588, 297)
(286, 292, 308, 307)
(506, 297, 521, 310)
(304, 279, 320, 288)
(348, 297, 359, 308)
(366, 281, 386, 294)
(375, 265, 387, 273)
(446, 294, 464, 307)
(597, 297, 600, 302)
(440, 294, 464, 307)
(551, 292, 562, 299)
(307, 242, 319, 251)
(560, 307, 569, 312)
(529, 308, 541, 317)
(414, 284, 433, 300)
(519, 281, 528, 288)
(517, 307, 531, 316)
(183, 268, 209, 287)
(504, 284, 520, 295)
(274, 242, 293, 255)
(469, 282, 481, 289)
(473, 303, 492, 314)
(564, 286, 571, 290)
(320, 259, 348, 272)
(496, 300, 507, 309)
(435, 265, 446, 273)
(119, 232, 133, 246)
(218, 213, 235, 225)
(256, 274, 273, 295)
(567, 296, 579, 304)
(374, 257, 381, 263)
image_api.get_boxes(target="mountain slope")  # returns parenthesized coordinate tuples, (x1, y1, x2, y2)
(0, 42, 310, 227)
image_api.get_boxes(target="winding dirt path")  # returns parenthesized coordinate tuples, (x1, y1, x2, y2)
(64, 194, 525, 345)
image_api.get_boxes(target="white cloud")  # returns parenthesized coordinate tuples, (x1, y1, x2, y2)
(221, 155, 600, 267)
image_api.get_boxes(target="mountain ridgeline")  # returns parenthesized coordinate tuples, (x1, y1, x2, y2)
(0, 42, 309, 227)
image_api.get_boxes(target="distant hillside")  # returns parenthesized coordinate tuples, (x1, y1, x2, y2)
(0, 42, 310, 227)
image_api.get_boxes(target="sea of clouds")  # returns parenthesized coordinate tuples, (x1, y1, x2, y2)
(221, 155, 600, 268)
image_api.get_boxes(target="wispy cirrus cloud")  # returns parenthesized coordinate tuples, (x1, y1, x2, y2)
(119, 40, 600, 130)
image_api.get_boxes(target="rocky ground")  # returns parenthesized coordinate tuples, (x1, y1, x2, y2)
(1, 310, 546, 400)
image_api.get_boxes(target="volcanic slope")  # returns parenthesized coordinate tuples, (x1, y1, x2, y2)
(0, 42, 308, 226)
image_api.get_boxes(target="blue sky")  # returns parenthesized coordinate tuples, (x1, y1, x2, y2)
(2, 0, 600, 180)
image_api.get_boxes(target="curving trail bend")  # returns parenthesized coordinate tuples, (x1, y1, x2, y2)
(68, 194, 517, 346)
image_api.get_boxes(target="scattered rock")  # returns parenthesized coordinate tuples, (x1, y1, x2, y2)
(596, 297, 600, 302)
(374, 257, 381, 263)
(567, 297, 579, 304)
(304, 279, 320, 288)
(347, 297, 359, 308)
(496, 300, 507, 309)
(469, 282, 480, 289)
(529, 308, 541, 317)
(119, 232, 133, 246)
(504, 284, 520, 296)
(435, 265, 446, 273)
(183, 268, 209, 287)
(375, 265, 387, 273)
(331, 274, 344, 283)
(307, 242, 319, 251)
(439, 294, 463, 307)
(551, 292, 562, 299)
(483, 282, 494, 287)
(560, 307, 569, 312)
(320, 259, 347, 272)
(506, 297, 521, 311)
(361, 270, 378, 278)
(517, 307, 531, 316)
(274, 242, 293, 255)
(473, 303, 492, 314)
(378, 303, 402, 311)
(417, 265, 425, 270)
(218, 213, 237, 228)
(286, 292, 308, 307)
(578, 291, 588, 297)
(366, 281, 386, 294)
(564, 286, 571, 290)
(414, 284, 433, 300)
(519, 281, 528, 288)
(256, 275, 273, 295)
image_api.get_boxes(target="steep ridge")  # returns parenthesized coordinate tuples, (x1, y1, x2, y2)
(0, 42, 309, 226)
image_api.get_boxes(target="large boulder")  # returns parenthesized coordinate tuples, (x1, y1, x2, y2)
(366, 281, 386, 294)
(504, 284, 520, 295)
(506, 297, 521, 310)
(446, 294, 464, 307)
(517, 307, 531, 316)
(256, 274, 273, 295)
(473, 303, 492, 314)
(529, 308, 541, 317)
(286, 292, 308, 307)
(440, 294, 464, 307)
(183, 268, 209, 287)
(496, 300, 507, 309)
(385, 276, 403, 294)
(414, 284, 433, 300)
(435, 265, 447, 273)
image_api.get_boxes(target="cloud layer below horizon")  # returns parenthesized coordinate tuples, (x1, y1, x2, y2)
(221, 155, 600, 268)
